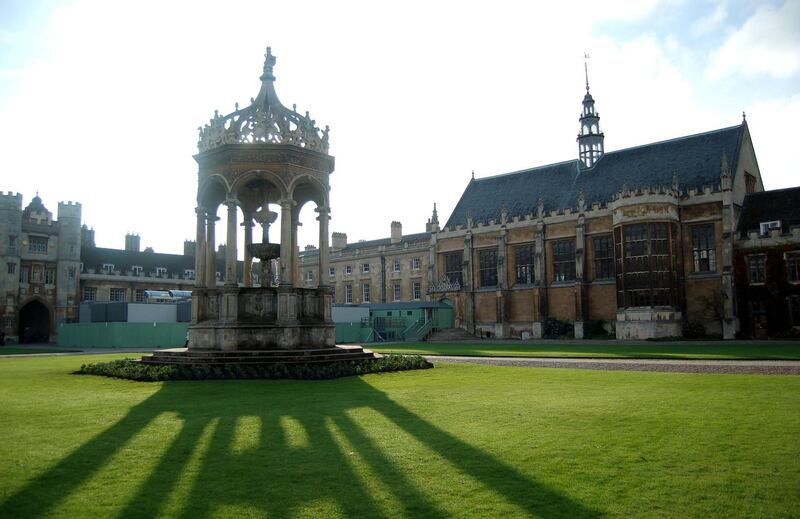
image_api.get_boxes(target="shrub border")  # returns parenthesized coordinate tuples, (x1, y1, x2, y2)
(75, 354, 434, 382)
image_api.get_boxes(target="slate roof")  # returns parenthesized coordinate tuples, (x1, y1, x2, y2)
(81, 246, 243, 277)
(445, 124, 744, 228)
(737, 187, 800, 235)
(299, 232, 431, 258)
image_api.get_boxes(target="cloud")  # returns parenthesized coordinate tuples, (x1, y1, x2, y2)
(690, 2, 727, 37)
(706, 0, 800, 80)
(745, 93, 800, 190)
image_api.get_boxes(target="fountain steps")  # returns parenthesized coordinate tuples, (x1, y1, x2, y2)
(141, 345, 379, 366)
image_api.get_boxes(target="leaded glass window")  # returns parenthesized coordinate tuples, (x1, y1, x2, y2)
(593, 235, 614, 280)
(552, 240, 576, 282)
(444, 252, 463, 286)
(691, 224, 716, 272)
(514, 245, 535, 284)
(479, 250, 498, 287)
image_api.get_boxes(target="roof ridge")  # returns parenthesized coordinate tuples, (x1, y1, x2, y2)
(604, 124, 742, 157)
(470, 124, 742, 184)
(474, 159, 578, 182)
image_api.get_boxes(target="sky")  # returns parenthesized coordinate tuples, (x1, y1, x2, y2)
(1, 0, 798, 255)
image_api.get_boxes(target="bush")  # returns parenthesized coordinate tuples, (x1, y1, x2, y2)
(583, 320, 614, 339)
(683, 321, 706, 340)
(75, 355, 434, 382)
(543, 318, 574, 339)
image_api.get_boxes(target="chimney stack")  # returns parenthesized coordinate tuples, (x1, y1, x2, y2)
(125, 233, 140, 252)
(390, 221, 402, 244)
(332, 232, 347, 251)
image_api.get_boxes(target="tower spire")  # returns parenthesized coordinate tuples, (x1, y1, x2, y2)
(584, 53, 590, 92)
(577, 54, 604, 169)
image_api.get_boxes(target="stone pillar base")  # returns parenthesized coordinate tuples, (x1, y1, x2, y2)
(574, 321, 584, 339)
(722, 317, 738, 340)
(531, 321, 543, 339)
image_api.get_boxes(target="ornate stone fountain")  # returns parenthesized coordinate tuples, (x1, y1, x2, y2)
(142, 48, 375, 365)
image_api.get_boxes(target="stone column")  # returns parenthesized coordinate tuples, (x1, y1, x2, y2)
(495, 228, 508, 337)
(316, 206, 330, 286)
(574, 217, 586, 339)
(195, 207, 207, 288)
(242, 214, 253, 287)
(279, 199, 294, 286)
(225, 200, 238, 287)
(463, 231, 475, 335)
(533, 219, 547, 338)
(206, 212, 219, 288)
(291, 206, 301, 286)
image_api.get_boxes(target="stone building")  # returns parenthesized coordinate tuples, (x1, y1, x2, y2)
(0, 190, 239, 343)
(0, 193, 81, 342)
(298, 214, 439, 305)
(431, 81, 763, 340)
(78, 237, 233, 305)
(733, 187, 800, 338)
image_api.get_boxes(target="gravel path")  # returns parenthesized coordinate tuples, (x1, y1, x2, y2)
(426, 355, 800, 375)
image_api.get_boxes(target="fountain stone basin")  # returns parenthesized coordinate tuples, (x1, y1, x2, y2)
(247, 243, 281, 262)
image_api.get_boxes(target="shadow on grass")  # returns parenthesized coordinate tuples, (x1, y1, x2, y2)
(0, 376, 600, 517)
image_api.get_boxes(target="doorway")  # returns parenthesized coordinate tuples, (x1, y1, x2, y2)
(18, 300, 51, 343)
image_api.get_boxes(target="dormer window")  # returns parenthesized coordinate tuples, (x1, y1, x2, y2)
(102, 263, 115, 273)
(156, 267, 167, 277)
(760, 221, 780, 236)
(132, 265, 143, 275)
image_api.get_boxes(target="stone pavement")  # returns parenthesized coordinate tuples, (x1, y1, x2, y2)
(3, 344, 799, 375)
(426, 355, 800, 375)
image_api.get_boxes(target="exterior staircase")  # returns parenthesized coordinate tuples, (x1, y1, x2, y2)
(426, 328, 476, 342)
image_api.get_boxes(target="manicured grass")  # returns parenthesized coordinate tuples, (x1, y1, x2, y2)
(371, 341, 800, 359)
(0, 355, 798, 518)
(0, 347, 80, 355)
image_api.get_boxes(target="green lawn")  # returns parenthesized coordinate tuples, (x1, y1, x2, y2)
(0, 355, 798, 518)
(370, 341, 800, 359)
(0, 347, 80, 355)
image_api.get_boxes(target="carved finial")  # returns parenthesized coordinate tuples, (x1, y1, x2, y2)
(671, 173, 679, 192)
(293, 103, 297, 112)
(721, 149, 730, 175)
(235, 102, 239, 111)
(537, 196, 544, 219)
(466, 209, 473, 227)
(719, 149, 732, 192)
(471, 170, 475, 180)
(262, 46, 276, 80)
(578, 191, 585, 213)
(431, 202, 439, 223)
(742, 111, 746, 122)
(584, 53, 590, 92)
(500, 201, 508, 224)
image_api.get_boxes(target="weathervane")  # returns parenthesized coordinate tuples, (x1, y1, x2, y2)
(584, 53, 592, 92)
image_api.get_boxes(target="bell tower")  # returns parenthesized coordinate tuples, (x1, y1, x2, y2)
(577, 56, 604, 168)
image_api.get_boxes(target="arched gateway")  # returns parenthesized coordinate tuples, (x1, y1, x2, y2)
(18, 300, 51, 343)
(186, 48, 335, 351)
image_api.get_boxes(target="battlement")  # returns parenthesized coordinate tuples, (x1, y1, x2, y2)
(0, 191, 23, 211)
(57, 201, 82, 219)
